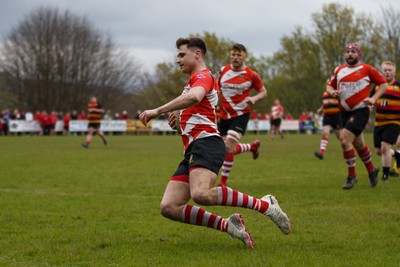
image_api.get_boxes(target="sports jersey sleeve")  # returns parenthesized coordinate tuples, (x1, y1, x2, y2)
(191, 72, 214, 93)
(369, 67, 387, 86)
(326, 68, 339, 89)
(251, 71, 264, 90)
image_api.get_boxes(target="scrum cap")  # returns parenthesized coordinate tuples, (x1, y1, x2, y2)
(345, 43, 362, 58)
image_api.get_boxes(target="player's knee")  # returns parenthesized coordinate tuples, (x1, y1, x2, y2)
(191, 191, 211, 205)
(160, 202, 174, 219)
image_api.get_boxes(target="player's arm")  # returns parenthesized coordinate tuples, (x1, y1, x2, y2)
(246, 86, 267, 106)
(364, 82, 388, 106)
(139, 86, 206, 126)
(326, 85, 340, 97)
(316, 105, 323, 115)
(90, 108, 104, 113)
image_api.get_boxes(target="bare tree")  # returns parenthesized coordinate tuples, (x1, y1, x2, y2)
(0, 6, 141, 112)
(379, 5, 400, 66)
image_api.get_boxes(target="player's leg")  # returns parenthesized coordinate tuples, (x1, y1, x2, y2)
(389, 134, 400, 176)
(82, 126, 94, 148)
(315, 124, 331, 159)
(160, 180, 191, 221)
(381, 141, 392, 181)
(96, 128, 108, 145)
(381, 124, 400, 180)
(277, 119, 284, 139)
(188, 167, 290, 235)
(354, 133, 379, 187)
(218, 131, 238, 187)
(234, 138, 261, 159)
(161, 161, 254, 248)
(270, 123, 276, 140)
(229, 114, 260, 159)
(340, 128, 358, 189)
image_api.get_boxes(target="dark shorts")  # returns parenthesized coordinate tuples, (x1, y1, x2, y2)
(270, 118, 282, 127)
(170, 136, 226, 183)
(374, 124, 400, 148)
(342, 108, 370, 137)
(218, 113, 250, 136)
(323, 113, 342, 130)
(88, 122, 101, 129)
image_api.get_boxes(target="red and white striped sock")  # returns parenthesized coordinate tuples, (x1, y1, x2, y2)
(319, 137, 328, 155)
(181, 204, 228, 232)
(216, 186, 269, 213)
(357, 145, 374, 173)
(220, 152, 234, 185)
(343, 148, 356, 177)
(234, 143, 252, 155)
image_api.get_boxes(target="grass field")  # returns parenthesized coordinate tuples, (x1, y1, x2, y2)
(0, 133, 399, 267)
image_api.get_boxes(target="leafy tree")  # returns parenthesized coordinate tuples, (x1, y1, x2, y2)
(264, 3, 384, 116)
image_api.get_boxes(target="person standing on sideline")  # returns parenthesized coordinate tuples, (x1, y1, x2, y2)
(326, 43, 388, 189)
(82, 96, 108, 148)
(270, 99, 285, 140)
(139, 37, 290, 249)
(217, 43, 267, 187)
(314, 92, 342, 160)
(372, 61, 400, 181)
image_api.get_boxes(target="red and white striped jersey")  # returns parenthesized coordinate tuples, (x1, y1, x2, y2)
(271, 104, 284, 119)
(218, 65, 264, 119)
(327, 63, 386, 111)
(179, 69, 220, 150)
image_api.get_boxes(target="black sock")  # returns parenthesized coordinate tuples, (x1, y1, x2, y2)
(383, 166, 390, 177)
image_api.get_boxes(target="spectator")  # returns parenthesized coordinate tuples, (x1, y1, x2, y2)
(285, 113, 293, 120)
(11, 109, 24, 120)
(71, 110, 79, 120)
(135, 110, 141, 119)
(104, 110, 112, 120)
(299, 111, 311, 133)
(49, 111, 58, 135)
(1, 109, 10, 136)
(120, 110, 129, 120)
(41, 111, 52, 136)
(63, 112, 71, 136)
(25, 111, 33, 121)
(261, 113, 269, 120)
(78, 110, 86, 120)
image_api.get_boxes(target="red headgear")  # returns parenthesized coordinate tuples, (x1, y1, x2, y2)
(345, 43, 362, 58)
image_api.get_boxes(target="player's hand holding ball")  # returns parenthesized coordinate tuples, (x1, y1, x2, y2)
(168, 111, 181, 134)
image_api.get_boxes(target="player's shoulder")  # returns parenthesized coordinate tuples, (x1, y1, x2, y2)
(191, 69, 215, 82)
(244, 66, 261, 78)
(219, 64, 231, 74)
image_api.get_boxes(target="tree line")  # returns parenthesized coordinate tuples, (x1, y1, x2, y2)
(0, 3, 399, 117)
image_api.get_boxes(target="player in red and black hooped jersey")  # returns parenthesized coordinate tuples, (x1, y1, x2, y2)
(82, 96, 107, 148)
(217, 43, 267, 187)
(139, 37, 290, 249)
(372, 61, 400, 181)
(314, 92, 342, 160)
(326, 43, 388, 189)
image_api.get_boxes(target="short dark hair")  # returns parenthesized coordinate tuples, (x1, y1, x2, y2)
(232, 43, 247, 53)
(176, 37, 207, 55)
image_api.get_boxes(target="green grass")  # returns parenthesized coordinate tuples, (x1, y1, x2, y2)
(0, 133, 399, 267)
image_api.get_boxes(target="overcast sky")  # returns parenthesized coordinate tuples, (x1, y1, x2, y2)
(0, 0, 397, 72)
